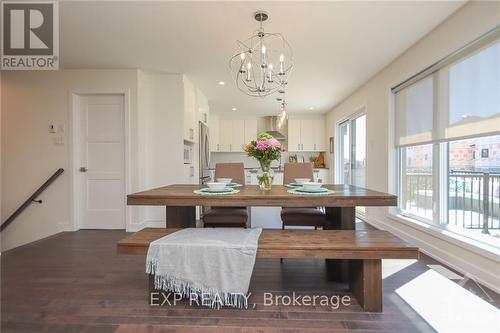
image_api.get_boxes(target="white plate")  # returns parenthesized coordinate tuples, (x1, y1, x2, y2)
(201, 187, 231, 193)
(296, 187, 329, 193)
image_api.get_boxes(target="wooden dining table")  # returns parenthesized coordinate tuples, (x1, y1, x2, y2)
(127, 184, 397, 231)
(127, 184, 398, 283)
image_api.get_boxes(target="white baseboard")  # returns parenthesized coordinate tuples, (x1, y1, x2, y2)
(127, 220, 165, 232)
(362, 214, 500, 294)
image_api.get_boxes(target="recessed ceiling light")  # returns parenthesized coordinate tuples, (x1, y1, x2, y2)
(219, 81, 225, 85)
(232, 107, 237, 111)
(309, 106, 315, 110)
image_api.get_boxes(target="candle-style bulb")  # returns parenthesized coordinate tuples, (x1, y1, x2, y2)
(261, 45, 266, 54)
(246, 62, 252, 81)
(240, 52, 245, 60)
(267, 64, 273, 82)
(280, 54, 284, 62)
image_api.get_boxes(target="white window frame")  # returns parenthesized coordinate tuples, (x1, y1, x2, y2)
(390, 27, 500, 252)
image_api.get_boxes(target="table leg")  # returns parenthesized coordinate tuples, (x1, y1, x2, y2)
(166, 206, 196, 228)
(324, 207, 355, 282)
(349, 259, 382, 312)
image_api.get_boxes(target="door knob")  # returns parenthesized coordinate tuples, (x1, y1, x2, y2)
(79, 167, 88, 172)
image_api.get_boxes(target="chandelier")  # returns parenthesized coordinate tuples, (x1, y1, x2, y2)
(229, 10, 293, 97)
(277, 91, 288, 129)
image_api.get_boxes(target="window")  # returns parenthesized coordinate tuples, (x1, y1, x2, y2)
(393, 34, 500, 247)
(399, 144, 434, 222)
(337, 112, 366, 214)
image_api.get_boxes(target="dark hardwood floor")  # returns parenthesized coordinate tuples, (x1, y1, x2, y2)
(1, 224, 497, 332)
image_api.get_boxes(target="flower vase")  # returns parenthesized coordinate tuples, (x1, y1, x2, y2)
(257, 161, 274, 191)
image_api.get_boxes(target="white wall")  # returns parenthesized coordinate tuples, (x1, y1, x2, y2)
(1, 69, 195, 248)
(134, 71, 184, 230)
(325, 1, 500, 291)
(1, 70, 139, 250)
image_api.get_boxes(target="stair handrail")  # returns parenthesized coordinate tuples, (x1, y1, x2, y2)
(1, 168, 64, 232)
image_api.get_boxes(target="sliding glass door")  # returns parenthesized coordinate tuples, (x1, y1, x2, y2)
(337, 113, 367, 187)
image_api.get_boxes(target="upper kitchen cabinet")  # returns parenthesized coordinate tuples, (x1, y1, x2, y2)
(208, 116, 219, 152)
(183, 77, 197, 143)
(211, 118, 258, 152)
(196, 88, 209, 124)
(287, 118, 326, 152)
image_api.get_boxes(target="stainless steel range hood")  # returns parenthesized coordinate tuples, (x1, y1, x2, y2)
(263, 116, 287, 140)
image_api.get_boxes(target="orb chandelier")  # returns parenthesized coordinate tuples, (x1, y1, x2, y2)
(229, 10, 293, 97)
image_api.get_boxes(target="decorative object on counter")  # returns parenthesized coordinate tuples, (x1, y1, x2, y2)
(229, 10, 293, 98)
(309, 156, 317, 163)
(288, 154, 298, 163)
(315, 152, 325, 168)
(245, 132, 286, 190)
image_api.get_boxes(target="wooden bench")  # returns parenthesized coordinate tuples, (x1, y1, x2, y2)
(117, 228, 419, 312)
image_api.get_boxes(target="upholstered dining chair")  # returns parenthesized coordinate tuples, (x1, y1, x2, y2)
(281, 163, 326, 230)
(202, 163, 250, 228)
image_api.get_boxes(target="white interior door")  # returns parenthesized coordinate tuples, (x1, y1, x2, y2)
(76, 94, 125, 229)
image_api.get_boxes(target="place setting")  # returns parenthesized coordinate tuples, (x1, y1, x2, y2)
(286, 178, 335, 195)
(193, 178, 241, 195)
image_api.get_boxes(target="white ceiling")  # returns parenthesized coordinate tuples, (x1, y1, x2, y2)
(60, 1, 465, 115)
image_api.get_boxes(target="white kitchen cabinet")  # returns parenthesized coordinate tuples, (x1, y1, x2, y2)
(250, 171, 258, 185)
(218, 119, 233, 152)
(244, 119, 258, 144)
(197, 88, 209, 124)
(232, 120, 245, 152)
(287, 118, 326, 152)
(183, 78, 197, 143)
(300, 120, 315, 151)
(287, 119, 301, 152)
(183, 164, 196, 184)
(312, 119, 326, 151)
(273, 172, 284, 185)
(210, 119, 258, 152)
(209, 116, 219, 152)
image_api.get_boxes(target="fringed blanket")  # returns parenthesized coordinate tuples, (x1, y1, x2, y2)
(146, 227, 262, 309)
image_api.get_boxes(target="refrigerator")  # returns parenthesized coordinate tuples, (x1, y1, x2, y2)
(199, 121, 211, 185)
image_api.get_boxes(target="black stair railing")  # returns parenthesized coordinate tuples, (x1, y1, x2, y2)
(1, 168, 64, 232)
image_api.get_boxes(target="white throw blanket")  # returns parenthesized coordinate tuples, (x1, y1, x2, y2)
(146, 227, 262, 309)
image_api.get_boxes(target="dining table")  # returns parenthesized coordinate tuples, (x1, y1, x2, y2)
(127, 184, 397, 229)
(127, 184, 397, 282)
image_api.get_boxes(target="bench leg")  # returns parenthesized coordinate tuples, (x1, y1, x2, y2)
(324, 207, 355, 282)
(349, 259, 382, 312)
(166, 206, 196, 228)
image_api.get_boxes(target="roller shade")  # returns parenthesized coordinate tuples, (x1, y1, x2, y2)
(395, 76, 434, 147)
(394, 39, 500, 147)
(444, 42, 500, 141)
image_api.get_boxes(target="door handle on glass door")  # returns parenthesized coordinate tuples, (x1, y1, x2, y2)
(79, 167, 88, 172)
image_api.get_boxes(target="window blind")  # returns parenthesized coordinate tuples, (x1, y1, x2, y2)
(394, 34, 500, 147)
(395, 76, 434, 147)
